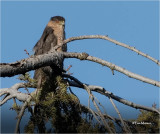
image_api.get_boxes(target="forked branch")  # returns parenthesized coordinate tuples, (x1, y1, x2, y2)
(0, 83, 34, 106)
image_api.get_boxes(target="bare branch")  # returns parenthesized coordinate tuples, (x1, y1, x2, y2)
(63, 52, 160, 87)
(58, 35, 159, 66)
(108, 95, 130, 132)
(15, 97, 31, 133)
(0, 83, 35, 106)
(0, 52, 63, 77)
(63, 74, 160, 114)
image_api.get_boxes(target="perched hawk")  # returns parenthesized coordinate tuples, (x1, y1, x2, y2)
(33, 16, 67, 90)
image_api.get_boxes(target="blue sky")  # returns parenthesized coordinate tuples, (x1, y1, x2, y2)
(1, 1, 159, 133)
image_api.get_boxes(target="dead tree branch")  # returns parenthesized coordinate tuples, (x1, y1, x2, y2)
(63, 52, 160, 87)
(54, 35, 160, 66)
(0, 83, 35, 106)
(63, 74, 160, 114)
(0, 52, 63, 77)
(15, 97, 32, 133)
(108, 95, 130, 132)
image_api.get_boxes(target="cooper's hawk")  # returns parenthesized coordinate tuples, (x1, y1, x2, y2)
(33, 16, 67, 91)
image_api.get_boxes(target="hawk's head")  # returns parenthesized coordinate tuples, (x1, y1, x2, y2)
(50, 16, 65, 26)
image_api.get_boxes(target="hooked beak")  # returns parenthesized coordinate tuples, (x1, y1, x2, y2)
(60, 21, 65, 26)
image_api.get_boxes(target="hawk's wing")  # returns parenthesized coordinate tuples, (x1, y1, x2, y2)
(33, 26, 57, 80)
(34, 26, 57, 55)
